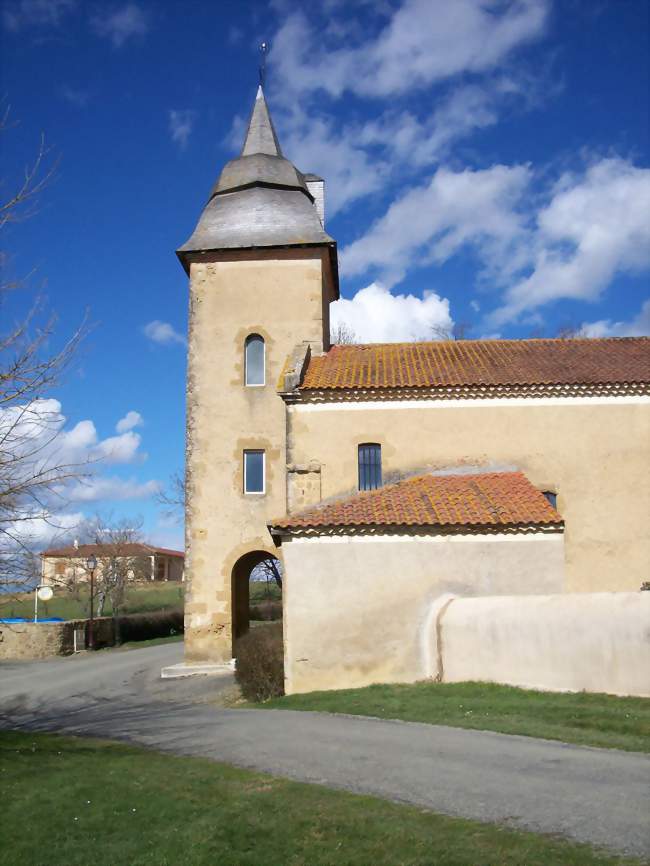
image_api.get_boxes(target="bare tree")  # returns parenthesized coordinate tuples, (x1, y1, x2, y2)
(330, 322, 357, 344)
(77, 515, 149, 640)
(252, 556, 283, 590)
(431, 321, 473, 341)
(0, 108, 88, 599)
(155, 469, 184, 516)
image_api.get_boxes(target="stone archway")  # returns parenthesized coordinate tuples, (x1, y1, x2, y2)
(231, 550, 282, 654)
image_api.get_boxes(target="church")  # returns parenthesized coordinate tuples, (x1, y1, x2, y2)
(176, 87, 650, 694)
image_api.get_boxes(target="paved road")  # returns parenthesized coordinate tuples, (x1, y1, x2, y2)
(1, 644, 648, 858)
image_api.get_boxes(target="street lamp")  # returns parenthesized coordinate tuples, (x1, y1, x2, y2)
(86, 553, 98, 650)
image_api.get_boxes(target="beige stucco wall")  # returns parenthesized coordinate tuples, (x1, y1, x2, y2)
(184, 249, 335, 662)
(438, 592, 650, 697)
(281, 531, 565, 694)
(288, 398, 650, 592)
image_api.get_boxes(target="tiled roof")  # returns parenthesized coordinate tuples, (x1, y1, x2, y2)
(269, 472, 562, 534)
(41, 543, 184, 558)
(300, 337, 650, 391)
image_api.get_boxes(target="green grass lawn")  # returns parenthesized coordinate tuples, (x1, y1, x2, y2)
(0, 731, 641, 866)
(259, 681, 650, 753)
(249, 580, 281, 603)
(2, 581, 278, 621)
(1, 582, 184, 620)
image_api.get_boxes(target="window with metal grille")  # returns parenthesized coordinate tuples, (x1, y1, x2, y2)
(245, 334, 265, 386)
(358, 443, 382, 491)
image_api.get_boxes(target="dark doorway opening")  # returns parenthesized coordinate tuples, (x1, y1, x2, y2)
(231, 550, 282, 655)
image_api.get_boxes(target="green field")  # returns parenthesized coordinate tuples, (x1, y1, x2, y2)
(259, 680, 650, 753)
(0, 731, 640, 866)
(1, 579, 280, 621)
(1, 582, 184, 620)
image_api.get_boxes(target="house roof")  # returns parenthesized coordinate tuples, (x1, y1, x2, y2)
(40, 543, 184, 559)
(269, 471, 563, 535)
(299, 337, 650, 393)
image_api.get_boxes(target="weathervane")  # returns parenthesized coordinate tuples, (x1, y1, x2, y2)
(259, 41, 268, 87)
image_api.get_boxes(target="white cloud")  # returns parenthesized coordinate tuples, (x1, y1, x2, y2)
(0, 398, 156, 553)
(94, 431, 143, 464)
(91, 2, 148, 48)
(7, 510, 85, 547)
(341, 164, 530, 286)
(282, 113, 389, 217)
(63, 476, 160, 503)
(330, 282, 452, 343)
(489, 159, 650, 325)
(337, 154, 650, 328)
(169, 109, 196, 149)
(2, 0, 74, 31)
(0, 399, 147, 474)
(143, 320, 186, 346)
(580, 299, 650, 339)
(271, 0, 548, 100)
(116, 410, 143, 434)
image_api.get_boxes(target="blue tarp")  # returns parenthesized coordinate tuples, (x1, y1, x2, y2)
(0, 617, 64, 623)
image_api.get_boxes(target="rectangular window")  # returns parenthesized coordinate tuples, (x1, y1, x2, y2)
(244, 450, 265, 494)
(358, 443, 382, 491)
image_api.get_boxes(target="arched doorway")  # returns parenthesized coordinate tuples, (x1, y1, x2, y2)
(231, 550, 282, 654)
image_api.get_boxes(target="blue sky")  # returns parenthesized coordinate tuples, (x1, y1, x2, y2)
(1, 0, 648, 550)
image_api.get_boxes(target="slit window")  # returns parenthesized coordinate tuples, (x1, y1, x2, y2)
(358, 443, 382, 491)
(245, 334, 265, 386)
(244, 450, 265, 494)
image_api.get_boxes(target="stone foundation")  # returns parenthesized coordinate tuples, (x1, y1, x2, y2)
(0, 617, 115, 661)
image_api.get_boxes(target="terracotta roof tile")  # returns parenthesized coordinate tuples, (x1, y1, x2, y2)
(270, 472, 562, 533)
(300, 337, 650, 391)
(40, 543, 184, 558)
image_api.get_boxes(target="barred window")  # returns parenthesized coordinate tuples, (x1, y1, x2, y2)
(358, 443, 382, 491)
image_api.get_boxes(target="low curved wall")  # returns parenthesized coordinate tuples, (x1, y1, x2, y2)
(437, 592, 650, 697)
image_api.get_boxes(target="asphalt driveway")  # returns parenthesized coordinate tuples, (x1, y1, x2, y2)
(1, 643, 648, 858)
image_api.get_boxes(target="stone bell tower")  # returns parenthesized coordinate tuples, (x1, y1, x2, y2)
(177, 86, 339, 664)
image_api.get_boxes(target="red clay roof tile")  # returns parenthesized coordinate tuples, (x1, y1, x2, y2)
(40, 543, 184, 558)
(300, 337, 650, 391)
(269, 471, 563, 533)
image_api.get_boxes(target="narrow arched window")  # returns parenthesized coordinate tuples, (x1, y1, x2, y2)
(245, 334, 265, 386)
(358, 443, 382, 491)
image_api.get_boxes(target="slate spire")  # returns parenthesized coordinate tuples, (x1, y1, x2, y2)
(240, 85, 283, 158)
(177, 85, 337, 291)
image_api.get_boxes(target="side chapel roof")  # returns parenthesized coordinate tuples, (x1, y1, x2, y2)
(269, 471, 563, 536)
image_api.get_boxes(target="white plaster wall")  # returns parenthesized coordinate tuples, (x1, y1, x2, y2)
(439, 592, 650, 697)
(282, 532, 565, 694)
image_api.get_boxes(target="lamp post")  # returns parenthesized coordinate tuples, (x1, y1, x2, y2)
(86, 553, 97, 650)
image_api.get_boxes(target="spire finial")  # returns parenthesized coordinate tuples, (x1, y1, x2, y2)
(259, 42, 268, 88)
